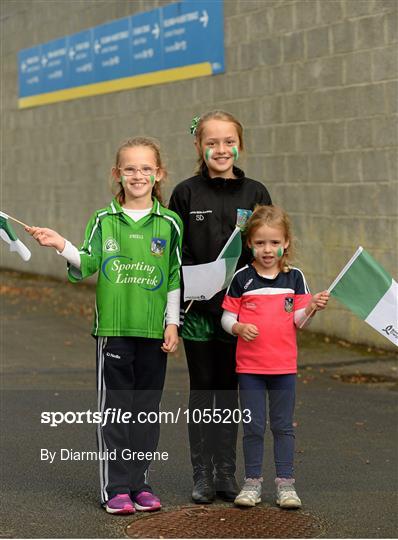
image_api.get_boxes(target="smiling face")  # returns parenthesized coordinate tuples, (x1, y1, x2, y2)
(112, 145, 161, 206)
(249, 224, 290, 275)
(196, 119, 240, 179)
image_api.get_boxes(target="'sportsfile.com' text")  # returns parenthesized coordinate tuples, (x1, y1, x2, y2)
(41, 407, 252, 427)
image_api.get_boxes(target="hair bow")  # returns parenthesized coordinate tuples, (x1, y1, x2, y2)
(190, 115, 201, 135)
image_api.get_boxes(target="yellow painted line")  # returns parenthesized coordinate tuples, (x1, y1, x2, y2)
(18, 62, 213, 109)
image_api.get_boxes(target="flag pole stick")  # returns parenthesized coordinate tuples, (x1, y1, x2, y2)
(299, 247, 363, 328)
(298, 306, 317, 329)
(185, 299, 194, 314)
(298, 283, 334, 329)
(1, 212, 30, 229)
(8, 215, 31, 229)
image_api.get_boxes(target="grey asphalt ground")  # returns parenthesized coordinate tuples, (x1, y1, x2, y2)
(1, 269, 397, 539)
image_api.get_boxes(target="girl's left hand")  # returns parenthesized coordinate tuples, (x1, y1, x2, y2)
(161, 324, 179, 353)
(310, 290, 330, 311)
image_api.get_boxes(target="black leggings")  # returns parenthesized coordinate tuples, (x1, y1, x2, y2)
(184, 339, 237, 392)
(96, 336, 167, 503)
(184, 339, 238, 475)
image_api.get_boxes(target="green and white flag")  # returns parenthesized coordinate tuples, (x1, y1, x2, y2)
(0, 211, 31, 261)
(183, 227, 242, 301)
(329, 247, 397, 346)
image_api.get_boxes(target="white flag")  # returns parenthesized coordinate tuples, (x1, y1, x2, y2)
(183, 227, 242, 301)
(0, 211, 31, 261)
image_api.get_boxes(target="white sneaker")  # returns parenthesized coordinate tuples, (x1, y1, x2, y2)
(234, 477, 262, 507)
(275, 479, 302, 509)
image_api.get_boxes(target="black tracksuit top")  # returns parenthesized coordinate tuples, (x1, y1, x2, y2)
(169, 165, 272, 316)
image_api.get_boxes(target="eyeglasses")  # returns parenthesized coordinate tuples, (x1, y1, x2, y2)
(119, 166, 158, 177)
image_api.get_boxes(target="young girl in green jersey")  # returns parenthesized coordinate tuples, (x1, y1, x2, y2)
(28, 137, 183, 515)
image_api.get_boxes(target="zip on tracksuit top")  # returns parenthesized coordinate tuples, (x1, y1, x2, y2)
(68, 197, 183, 338)
(168, 165, 272, 316)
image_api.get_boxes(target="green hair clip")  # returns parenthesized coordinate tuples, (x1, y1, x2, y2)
(190, 115, 201, 135)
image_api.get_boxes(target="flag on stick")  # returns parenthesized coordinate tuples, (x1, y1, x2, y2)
(183, 227, 242, 301)
(329, 247, 397, 346)
(0, 211, 31, 261)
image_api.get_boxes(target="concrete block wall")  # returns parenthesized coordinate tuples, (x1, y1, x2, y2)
(1, 0, 397, 349)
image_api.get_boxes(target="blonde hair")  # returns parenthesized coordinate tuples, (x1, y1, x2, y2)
(245, 205, 294, 273)
(112, 137, 166, 205)
(193, 110, 244, 174)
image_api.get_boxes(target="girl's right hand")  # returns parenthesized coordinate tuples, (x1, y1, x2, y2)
(25, 226, 65, 252)
(161, 324, 179, 353)
(233, 322, 259, 342)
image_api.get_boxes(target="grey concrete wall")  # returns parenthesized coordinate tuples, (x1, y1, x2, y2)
(1, 0, 397, 348)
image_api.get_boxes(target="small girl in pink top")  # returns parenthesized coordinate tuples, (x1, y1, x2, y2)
(221, 205, 329, 509)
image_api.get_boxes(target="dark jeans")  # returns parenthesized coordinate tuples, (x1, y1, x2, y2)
(238, 373, 296, 479)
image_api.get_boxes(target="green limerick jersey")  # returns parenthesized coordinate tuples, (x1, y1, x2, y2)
(68, 198, 183, 338)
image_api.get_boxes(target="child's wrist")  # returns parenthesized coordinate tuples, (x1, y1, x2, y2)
(232, 322, 241, 336)
(56, 238, 66, 252)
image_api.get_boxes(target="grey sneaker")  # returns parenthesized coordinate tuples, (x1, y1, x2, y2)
(275, 479, 302, 509)
(234, 477, 263, 507)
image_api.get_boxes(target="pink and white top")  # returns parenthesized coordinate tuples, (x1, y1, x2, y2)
(222, 265, 312, 375)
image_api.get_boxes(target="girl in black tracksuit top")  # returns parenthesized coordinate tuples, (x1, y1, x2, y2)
(169, 110, 272, 504)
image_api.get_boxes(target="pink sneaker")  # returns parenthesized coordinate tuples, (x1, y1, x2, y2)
(105, 493, 135, 514)
(133, 491, 162, 512)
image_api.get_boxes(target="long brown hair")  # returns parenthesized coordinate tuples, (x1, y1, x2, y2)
(193, 110, 244, 174)
(111, 137, 166, 205)
(245, 205, 294, 273)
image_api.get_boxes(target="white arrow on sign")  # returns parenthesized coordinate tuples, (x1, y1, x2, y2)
(94, 40, 101, 53)
(200, 10, 208, 28)
(152, 23, 160, 39)
(41, 56, 48, 66)
(69, 48, 75, 60)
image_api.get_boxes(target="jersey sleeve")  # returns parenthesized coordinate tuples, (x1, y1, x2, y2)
(167, 212, 183, 293)
(168, 185, 187, 222)
(294, 269, 312, 311)
(68, 211, 103, 282)
(169, 184, 195, 266)
(222, 272, 244, 314)
(257, 183, 272, 206)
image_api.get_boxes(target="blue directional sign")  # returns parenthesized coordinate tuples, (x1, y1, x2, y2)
(93, 18, 131, 82)
(69, 30, 94, 88)
(162, 1, 224, 73)
(18, 0, 224, 108)
(19, 45, 43, 98)
(130, 8, 162, 75)
(41, 37, 69, 94)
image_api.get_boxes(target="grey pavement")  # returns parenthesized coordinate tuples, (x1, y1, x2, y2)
(1, 269, 397, 539)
